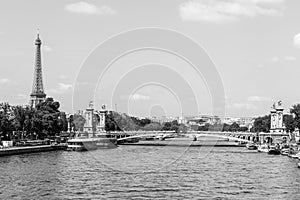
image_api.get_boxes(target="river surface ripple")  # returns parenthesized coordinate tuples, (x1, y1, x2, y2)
(1, 146, 300, 200)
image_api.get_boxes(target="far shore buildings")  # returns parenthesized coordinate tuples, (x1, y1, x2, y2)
(174, 114, 254, 130)
(148, 114, 255, 130)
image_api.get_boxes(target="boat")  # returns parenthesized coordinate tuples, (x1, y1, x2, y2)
(246, 143, 257, 150)
(67, 133, 117, 151)
(257, 144, 269, 153)
(280, 148, 289, 156)
(268, 145, 281, 155)
(290, 152, 300, 159)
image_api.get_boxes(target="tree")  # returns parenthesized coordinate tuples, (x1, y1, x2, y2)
(23, 106, 35, 137)
(143, 122, 162, 131)
(105, 112, 122, 131)
(130, 117, 151, 127)
(140, 118, 151, 127)
(73, 114, 86, 131)
(162, 122, 172, 131)
(0, 98, 67, 140)
(161, 121, 175, 132)
(32, 97, 66, 138)
(238, 126, 248, 132)
(222, 123, 230, 132)
(197, 123, 210, 131)
(161, 120, 181, 132)
(209, 123, 223, 131)
(12, 105, 26, 132)
(0, 112, 12, 140)
(229, 122, 240, 132)
(177, 124, 188, 133)
(0, 102, 13, 140)
(283, 114, 295, 133)
(291, 104, 300, 130)
(92, 113, 100, 132)
(251, 115, 270, 132)
(59, 112, 68, 132)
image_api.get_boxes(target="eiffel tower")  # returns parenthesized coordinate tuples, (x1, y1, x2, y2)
(30, 32, 46, 108)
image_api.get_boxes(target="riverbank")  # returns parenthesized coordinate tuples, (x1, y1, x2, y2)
(0, 144, 67, 157)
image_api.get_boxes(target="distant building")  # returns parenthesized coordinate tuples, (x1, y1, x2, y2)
(237, 117, 254, 127)
(177, 116, 187, 124)
(222, 117, 238, 125)
(223, 117, 253, 124)
(222, 116, 254, 130)
(150, 116, 177, 123)
(181, 114, 221, 128)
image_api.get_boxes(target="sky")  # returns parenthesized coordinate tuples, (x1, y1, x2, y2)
(0, 0, 300, 118)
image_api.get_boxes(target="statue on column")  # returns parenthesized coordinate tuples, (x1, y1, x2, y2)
(89, 101, 94, 109)
(278, 100, 282, 107)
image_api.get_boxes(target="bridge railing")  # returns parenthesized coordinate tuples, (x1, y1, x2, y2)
(187, 131, 256, 135)
(108, 130, 176, 136)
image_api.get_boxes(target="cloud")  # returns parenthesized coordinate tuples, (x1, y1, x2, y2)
(227, 96, 273, 111)
(0, 78, 11, 84)
(285, 56, 296, 61)
(58, 83, 72, 91)
(59, 75, 67, 79)
(48, 83, 72, 94)
(75, 81, 90, 86)
(271, 57, 279, 63)
(233, 103, 257, 110)
(65, 1, 116, 15)
(15, 94, 27, 100)
(179, 0, 284, 23)
(294, 33, 300, 48)
(257, 63, 265, 68)
(247, 96, 272, 102)
(129, 94, 150, 101)
(43, 45, 53, 52)
(251, 0, 285, 3)
(48, 89, 61, 94)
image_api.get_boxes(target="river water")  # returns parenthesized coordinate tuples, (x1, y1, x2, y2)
(1, 145, 300, 199)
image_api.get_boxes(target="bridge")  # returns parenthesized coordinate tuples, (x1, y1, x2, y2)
(108, 131, 258, 143)
(108, 131, 176, 142)
(188, 131, 259, 142)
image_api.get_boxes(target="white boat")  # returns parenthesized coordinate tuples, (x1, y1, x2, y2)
(67, 133, 117, 151)
(257, 144, 269, 153)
